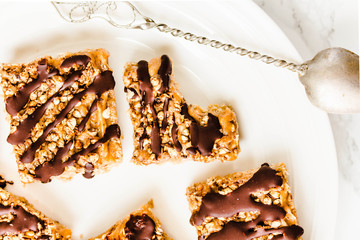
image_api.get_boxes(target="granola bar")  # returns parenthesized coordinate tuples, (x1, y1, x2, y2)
(0, 49, 122, 183)
(186, 163, 304, 240)
(90, 200, 171, 240)
(123, 55, 240, 164)
(0, 175, 71, 239)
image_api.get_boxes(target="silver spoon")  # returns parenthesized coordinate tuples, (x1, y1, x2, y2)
(52, 1, 360, 114)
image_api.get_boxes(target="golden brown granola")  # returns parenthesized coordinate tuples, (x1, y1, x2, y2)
(90, 200, 172, 240)
(186, 163, 303, 240)
(0, 49, 122, 183)
(0, 184, 71, 239)
(123, 55, 240, 165)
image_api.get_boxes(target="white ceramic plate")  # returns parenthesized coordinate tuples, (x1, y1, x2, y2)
(0, 1, 338, 240)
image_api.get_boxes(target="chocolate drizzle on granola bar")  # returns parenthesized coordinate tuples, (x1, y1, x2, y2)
(124, 214, 156, 240)
(204, 222, 304, 240)
(5, 59, 58, 116)
(83, 162, 95, 179)
(34, 141, 74, 183)
(137, 56, 172, 158)
(124, 87, 139, 99)
(0, 176, 6, 189)
(3, 53, 121, 183)
(137, 60, 154, 106)
(0, 204, 43, 235)
(158, 55, 172, 93)
(192, 164, 304, 240)
(0, 176, 12, 189)
(60, 55, 91, 69)
(35, 124, 120, 183)
(7, 70, 83, 145)
(5, 56, 119, 181)
(161, 97, 169, 132)
(171, 120, 182, 152)
(20, 70, 115, 164)
(181, 104, 223, 156)
(139, 130, 148, 151)
(38, 235, 51, 240)
(71, 124, 120, 162)
(78, 99, 98, 132)
(136, 55, 224, 158)
(150, 122, 161, 157)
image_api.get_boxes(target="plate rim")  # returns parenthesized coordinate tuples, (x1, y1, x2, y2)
(0, 1, 338, 239)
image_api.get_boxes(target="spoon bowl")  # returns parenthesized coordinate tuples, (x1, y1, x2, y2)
(299, 47, 359, 114)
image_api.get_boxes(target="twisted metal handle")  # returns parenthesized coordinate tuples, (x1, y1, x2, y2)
(51, 1, 308, 75)
(154, 23, 308, 75)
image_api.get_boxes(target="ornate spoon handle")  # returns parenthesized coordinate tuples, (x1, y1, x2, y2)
(154, 23, 308, 75)
(51, 1, 307, 75)
(52, 1, 359, 114)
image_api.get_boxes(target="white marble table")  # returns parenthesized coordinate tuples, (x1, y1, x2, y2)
(253, 0, 359, 239)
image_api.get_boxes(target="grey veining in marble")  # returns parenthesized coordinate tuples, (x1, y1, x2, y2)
(253, 0, 359, 191)
(329, 114, 360, 191)
(253, 0, 359, 239)
(254, 0, 358, 58)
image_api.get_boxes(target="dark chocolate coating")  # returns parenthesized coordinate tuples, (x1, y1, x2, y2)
(124, 214, 156, 240)
(192, 164, 304, 240)
(0, 204, 43, 235)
